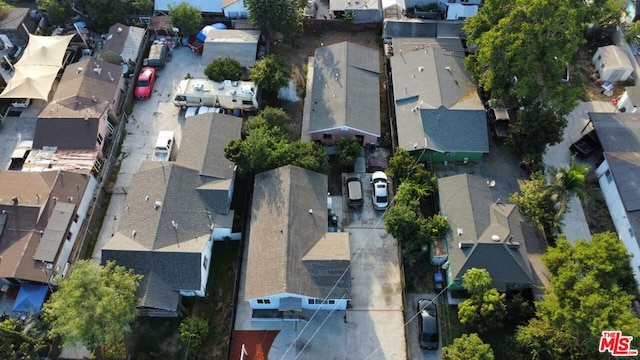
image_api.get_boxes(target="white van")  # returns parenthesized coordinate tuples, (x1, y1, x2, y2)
(152, 131, 175, 161)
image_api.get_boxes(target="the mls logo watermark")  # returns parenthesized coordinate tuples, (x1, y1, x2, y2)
(599, 331, 638, 357)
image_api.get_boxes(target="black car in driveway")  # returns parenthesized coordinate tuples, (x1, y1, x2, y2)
(569, 129, 601, 159)
(417, 299, 439, 350)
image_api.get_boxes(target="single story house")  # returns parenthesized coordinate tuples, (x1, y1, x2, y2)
(99, 23, 147, 66)
(202, 29, 261, 67)
(245, 165, 351, 320)
(592, 45, 634, 82)
(389, 37, 488, 164)
(302, 41, 381, 145)
(591, 112, 640, 293)
(102, 113, 242, 317)
(0, 170, 93, 287)
(438, 173, 534, 301)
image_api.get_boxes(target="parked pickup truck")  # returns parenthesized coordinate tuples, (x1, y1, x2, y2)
(488, 108, 511, 140)
(569, 130, 600, 159)
(152, 131, 175, 161)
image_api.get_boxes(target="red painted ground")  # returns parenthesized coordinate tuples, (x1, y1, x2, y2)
(229, 330, 279, 360)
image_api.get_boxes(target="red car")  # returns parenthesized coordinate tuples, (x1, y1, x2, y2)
(135, 67, 156, 100)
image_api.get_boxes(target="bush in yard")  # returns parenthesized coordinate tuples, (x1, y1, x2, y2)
(335, 137, 363, 168)
(179, 317, 209, 350)
(249, 54, 292, 95)
(204, 57, 242, 82)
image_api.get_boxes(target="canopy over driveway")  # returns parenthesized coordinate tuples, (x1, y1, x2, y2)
(0, 34, 74, 101)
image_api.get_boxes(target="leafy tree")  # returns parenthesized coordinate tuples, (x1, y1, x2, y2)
(169, 2, 203, 36)
(425, 214, 449, 240)
(394, 180, 433, 206)
(179, 317, 209, 350)
(516, 233, 640, 359)
(249, 54, 292, 95)
(43, 260, 142, 356)
(509, 171, 559, 238)
(442, 333, 495, 360)
(280, 141, 329, 174)
(245, 0, 302, 44)
(204, 57, 242, 82)
(386, 148, 435, 186)
(245, 106, 295, 140)
(39, 0, 69, 26)
(383, 202, 428, 263)
(0, 0, 10, 19)
(74, 0, 132, 32)
(0, 317, 49, 359)
(505, 104, 567, 171)
(335, 137, 363, 167)
(225, 117, 328, 174)
(458, 268, 506, 332)
(463, 0, 584, 116)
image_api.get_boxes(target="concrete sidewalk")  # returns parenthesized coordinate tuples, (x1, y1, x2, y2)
(543, 100, 615, 243)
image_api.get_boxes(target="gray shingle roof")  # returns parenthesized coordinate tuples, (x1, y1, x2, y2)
(177, 113, 242, 180)
(106, 161, 215, 251)
(438, 173, 533, 291)
(244, 165, 351, 300)
(136, 271, 180, 312)
(421, 107, 488, 153)
(390, 37, 486, 152)
(309, 41, 380, 137)
(102, 250, 201, 307)
(590, 112, 640, 212)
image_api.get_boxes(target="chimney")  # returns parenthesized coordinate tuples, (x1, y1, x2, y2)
(11, 196, 18, 205)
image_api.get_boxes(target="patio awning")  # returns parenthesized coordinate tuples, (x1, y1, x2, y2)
(0, 34, 74, 101)
(12, 284, 49, 313)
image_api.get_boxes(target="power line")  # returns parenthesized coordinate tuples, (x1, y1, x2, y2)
(280, 148, 430, 359)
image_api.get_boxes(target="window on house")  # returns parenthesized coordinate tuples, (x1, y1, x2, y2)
(598, 55, 602, 61)
(605, 169, 613, 183)
(242, 100, 253, 105)
(328, 300, 335, 304)
(323, 134, 333, 139)
(66, 231, 72, 240)
(74, 213, 79, 223)
(257, 299, 270, 304)
(629, 227, 634, 238)
(203, 256, 208, 270)
(97, 133, 104, 145)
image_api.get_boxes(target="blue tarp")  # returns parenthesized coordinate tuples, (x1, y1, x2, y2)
(12, 284, 49, 313)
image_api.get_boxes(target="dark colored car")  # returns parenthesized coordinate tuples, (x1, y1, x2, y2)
(346, 176, 363, 207)
(569, 130, 600, 159)
(135, 67, 157, 100)
(488, 108, 511, 140)
(417, 299, 439, 350)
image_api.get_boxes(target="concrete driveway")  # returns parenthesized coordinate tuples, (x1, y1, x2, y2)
(91, 46, 206, 264)
(543, 100, 615, 243)
(405, 293, 442, 360)
(234, 172, 407, 360)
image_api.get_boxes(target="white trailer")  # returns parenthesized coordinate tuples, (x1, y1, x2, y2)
(173, 79, 259, 111)
(152, 131, 175, 161)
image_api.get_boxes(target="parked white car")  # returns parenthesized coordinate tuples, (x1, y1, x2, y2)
(371, 171, 389, 210)
(152, 131, 175, 161)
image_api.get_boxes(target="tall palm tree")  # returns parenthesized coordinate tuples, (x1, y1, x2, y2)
(548, 156, 590, 220)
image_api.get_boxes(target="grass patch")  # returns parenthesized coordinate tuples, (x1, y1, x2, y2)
(440, 303, 464, 347)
